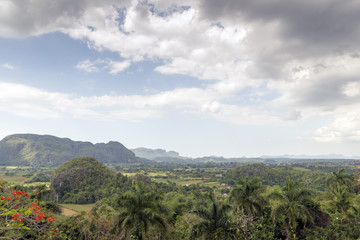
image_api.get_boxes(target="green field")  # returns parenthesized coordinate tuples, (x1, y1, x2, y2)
(60, 203, 96, 213)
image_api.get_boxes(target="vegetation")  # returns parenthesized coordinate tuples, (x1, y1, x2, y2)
(1, 154, 360, 239)
(0, 181, 62, 239)
(0, 134, 142, 166)
(112, 182, 168, 239)
(51, 157, 129, 204)
(190, 193, 235, 240)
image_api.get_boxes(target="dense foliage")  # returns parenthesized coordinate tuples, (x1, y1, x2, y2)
(51, 157, 129, 203)
(2, 158, 360, 239)
(0, 134, 142, 166)
(0, 181, 62, 239)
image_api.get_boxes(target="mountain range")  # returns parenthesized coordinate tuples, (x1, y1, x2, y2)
(131, 147, 188, 162)
(0, 134, 143, 166)
(1, 133, 359, 166)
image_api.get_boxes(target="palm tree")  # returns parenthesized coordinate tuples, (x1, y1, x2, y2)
(229, 178, 267, 239)
(328, 183, 357, 216)
(270, 177, 314, 240)
(326, 169, 353, 191)
(230, 177, 267, 221)
(190, 192, 236, 240)
(112, 182, 168, 240)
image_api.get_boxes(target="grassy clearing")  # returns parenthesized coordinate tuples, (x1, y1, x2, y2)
(203, 182, 219, 187)
(292, 167, 311, 172)
(0, 175, 50, 187)
(61, 208, 78, 216)
(176, 180, 203, 185)
(122, 172, 137, 177)
(60, 203, 96, 213)
(0, 175, 27, 185)
(4, 166, 31, 170)
(147, 172, 168, 177)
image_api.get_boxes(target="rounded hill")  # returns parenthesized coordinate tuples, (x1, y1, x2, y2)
(51, 157, 114, 203)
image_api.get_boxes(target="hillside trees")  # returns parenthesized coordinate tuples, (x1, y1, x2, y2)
(270, 177, 316, 239)
(112, 182, 169, 240)
(326, 169, 354, 191)
(230, 177, 267, 221)
(51, 157, 128, 204)
(229, 178, 267, 238)
(190, 193, 236, 240)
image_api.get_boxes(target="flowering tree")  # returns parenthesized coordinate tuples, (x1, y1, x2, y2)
(0, 181, 63, 239)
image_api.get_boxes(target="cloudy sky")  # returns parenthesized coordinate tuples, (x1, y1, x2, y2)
(1, 0, 360, 158)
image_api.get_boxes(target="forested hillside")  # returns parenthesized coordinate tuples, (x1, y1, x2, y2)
(0, 134, 145, 166)
(132, 147, 189, 162)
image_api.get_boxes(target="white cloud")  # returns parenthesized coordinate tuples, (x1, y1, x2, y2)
(2, 0, 360, 141)
(202, 101, 222, 114)
(75, 59, 131, 74)
(1, 63, 14, 69)
(313, 112, 360, 143)
(0, 0, 130, 38)
(0, 82, 65, 119)
(342, 82, 360, 97)
(109, 60, 131, 74)
(0, 81, 281, 124)
(75, 59, 103, 72)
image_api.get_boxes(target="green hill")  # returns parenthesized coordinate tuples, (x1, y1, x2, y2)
(131, 147, 189, 162)
(0, 134, 145, 166)
(51, 157, 124, 203)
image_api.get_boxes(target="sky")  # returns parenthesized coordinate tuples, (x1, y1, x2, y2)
(1, 0, 360, 158)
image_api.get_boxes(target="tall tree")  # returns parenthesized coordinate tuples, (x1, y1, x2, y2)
(230, 177, 267, 221)
(328, 183, 357, 216)
(270, 177, 314, 240)
(190, 193, 236, 240)
(326, 169, 353, 191)
(229, 178, 267, 239)
(112, 182, 168, 240)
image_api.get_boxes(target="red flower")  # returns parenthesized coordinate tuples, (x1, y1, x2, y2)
(37, 213, 45, 221)
(47, 217, 54, 222)
(12, 213, 21, 220)
(1, 196, 4, 200)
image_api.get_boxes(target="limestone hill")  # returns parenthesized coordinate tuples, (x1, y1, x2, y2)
(0, 134, 145, 166)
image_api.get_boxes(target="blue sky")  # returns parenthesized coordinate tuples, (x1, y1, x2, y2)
(1, 0, 360, 158)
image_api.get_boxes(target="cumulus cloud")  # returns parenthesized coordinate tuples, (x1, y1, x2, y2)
(0, 0, 131, 38)
(0, 82, 65, 119)
(0, 81, 279, 124)
(313, 112, 360, 143)
(2, 0, 360, 140)
(109, 60, 131, 74)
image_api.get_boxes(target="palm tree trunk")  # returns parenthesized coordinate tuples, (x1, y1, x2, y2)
(285, 223, 292, 240)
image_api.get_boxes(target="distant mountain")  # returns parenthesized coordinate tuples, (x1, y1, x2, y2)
(0, 134, 146, 166)
(260, 154, 360, 160)
(131, 148, 261, 163)
(131, 147, 190, 162)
